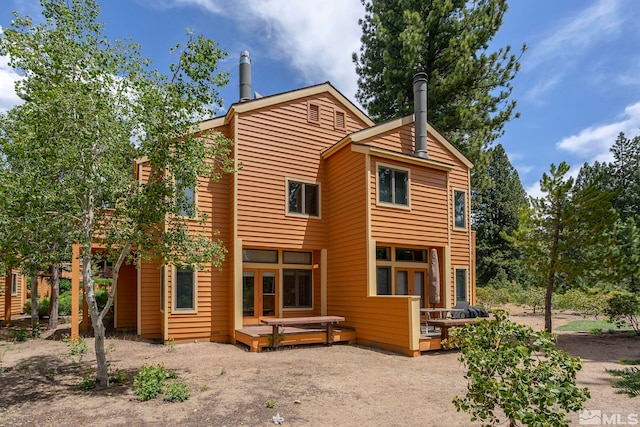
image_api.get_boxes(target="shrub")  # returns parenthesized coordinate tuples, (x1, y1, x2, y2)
(133, 363, 177, 401)
(23, 297, 50, 318)
(607, 359, 640, 397)
(10, 327, 29, 342)
(446, 310, 590, 426)
(604, 292, 640, 335)
(520, 287, 545, 314)
(94, 289, 109, 311)
(555, 288, 609, 319)
(59, 278, 71, 294)
(475, 286, 510, 310)
(164, 380, 191, 402)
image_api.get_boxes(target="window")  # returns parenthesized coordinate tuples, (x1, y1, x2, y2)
(454, 190, 466, 229)
(395, 248, 427, 262)
(283, 269, 312, 308)
(287, 180, 319, 217)
(174, 267, 196, 311)
(376, 247, 391, 261)
(455, 268, 468, 302)
(176, 177, 196, 217)
(283, 251, 312, 264)
(308, 102, 320, 124)
(334, 110, 346, 130)
(378, 165, 408, 206)
(376, 267, 391, 295)
(11, 273, 18, 296)
(243, 249, 278, 263)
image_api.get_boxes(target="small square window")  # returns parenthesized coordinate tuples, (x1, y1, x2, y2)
(376, 247, 391, 261)
(287, 180, 320, 217)
(454, 190, 466, 229)
(378, 165, 408, 206)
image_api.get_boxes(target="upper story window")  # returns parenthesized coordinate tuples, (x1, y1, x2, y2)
(287, 179, 320, 217)
(454, 190, 466, 229)
(176, 177, 196, 217)
(377, 164, 409, 207)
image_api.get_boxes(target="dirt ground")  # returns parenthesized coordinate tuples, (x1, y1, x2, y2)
(0, 307, 638, 427)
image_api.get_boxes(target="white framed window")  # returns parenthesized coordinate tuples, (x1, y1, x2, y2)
(377, 163, 409, 207)
(453, 189, 466, 229)
(173, 267, 197, 312)
(11, 273, 18, 296)
(286, 179, 320, 217)
(455, 268, 468, 302)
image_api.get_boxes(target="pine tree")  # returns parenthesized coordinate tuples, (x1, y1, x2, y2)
(353, 0, 524, 172)
(474, 144, 528, 287)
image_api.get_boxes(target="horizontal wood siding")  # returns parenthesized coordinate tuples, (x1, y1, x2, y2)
(115, 262, 137, 331)
(370, 155, 449, 246)
(139, 259, 161, 338)
(1, 272, 25, 319)
(236, 93, 368, 250)
(210, 173, 233, 342)
(326, 148, 413, 352)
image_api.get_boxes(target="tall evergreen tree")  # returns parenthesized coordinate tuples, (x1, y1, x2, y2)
(609, 132, 640, 224)
(353, 0, 524, 172)
(474, 144, 527, 287)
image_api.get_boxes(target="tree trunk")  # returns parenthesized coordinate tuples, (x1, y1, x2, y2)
(81, 251, 109, 389)
(48, 263, 60, 330)
(30, 274, 39, 337)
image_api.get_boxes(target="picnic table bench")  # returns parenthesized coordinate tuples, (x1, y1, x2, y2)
(260, 316, 345, 348)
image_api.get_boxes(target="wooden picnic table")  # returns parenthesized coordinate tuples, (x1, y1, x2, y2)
(427, 318, 478, 341)
(260, 316, 345, 348)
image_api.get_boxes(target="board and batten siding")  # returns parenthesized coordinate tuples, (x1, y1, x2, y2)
(326, 147, 415, 354)
(235, 93, 368, 250)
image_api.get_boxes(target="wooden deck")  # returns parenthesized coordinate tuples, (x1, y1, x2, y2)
(235, 324, 356, 352)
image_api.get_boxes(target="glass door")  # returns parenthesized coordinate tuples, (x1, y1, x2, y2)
(395, 268, 426, 307)
(242, 269, 279, 324)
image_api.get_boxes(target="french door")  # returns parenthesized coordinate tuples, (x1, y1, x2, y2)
(395, 268, 426, 308)
(242, 269, 278, 324)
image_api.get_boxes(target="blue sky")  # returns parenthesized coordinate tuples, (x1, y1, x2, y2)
(2, 0, 640, 197)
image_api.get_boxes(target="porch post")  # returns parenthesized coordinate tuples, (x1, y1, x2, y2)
(4, 272, 12, 327)
(71, 244, 80, 339)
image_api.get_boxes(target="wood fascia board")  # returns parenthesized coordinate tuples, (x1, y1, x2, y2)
(351, 115, 414, 143)
(425, 122, 474, 169)
(198, 116, 227, 132)
(321, 136, 353, 159)
(351, 144, 455, 171)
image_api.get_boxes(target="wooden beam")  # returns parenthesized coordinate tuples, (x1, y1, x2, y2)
(4, 272, 12, 327)
(71, 244, 80, 339)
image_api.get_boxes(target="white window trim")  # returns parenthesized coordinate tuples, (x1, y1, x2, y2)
(453, 188, 467, 231)
(11, 273, 18, 296)
(375, 162, 411, 210)
(285, 178, 322, 219)
(454, 267, 469, 302)
(172, 266, 198, 314)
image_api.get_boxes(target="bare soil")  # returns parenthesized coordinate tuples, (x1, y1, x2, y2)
(0, 307, 638, 427)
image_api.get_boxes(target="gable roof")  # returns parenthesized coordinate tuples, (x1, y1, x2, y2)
(198, 82, 374, 132)
(321, 114, 474, 170)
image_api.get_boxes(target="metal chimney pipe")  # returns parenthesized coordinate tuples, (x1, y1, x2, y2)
(239, 50, 251, 102)
(413, 72, 428, 159)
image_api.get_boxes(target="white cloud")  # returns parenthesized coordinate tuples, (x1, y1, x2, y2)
(525, 0, 621, 72)
(523, 75, 561, 105)
(556, 102, 640, 163)
(157, 0, 364, 101)
(0, 54, 23, 113)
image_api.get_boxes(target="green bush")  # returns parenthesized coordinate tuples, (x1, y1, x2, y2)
(133, 363, 177, 401)
(520, 287, 545, 314)
(10, 327, 29, 342)
(446, 310, 590, 426)
(164, 380, 191, 402)
(604, 292, 640, 335)
(555, 288, 610, 319)
(476, 286, 510, 310)
(23, 297, 50, 317)
(94, 289, 110, 312)
(59, 279, 71, 294)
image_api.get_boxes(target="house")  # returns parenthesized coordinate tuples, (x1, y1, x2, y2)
(1, 270, 27, 324)
(98, 52, 475, 356)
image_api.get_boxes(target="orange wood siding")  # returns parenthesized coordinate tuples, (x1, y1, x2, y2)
(236, 93, 368, 250)
(1, 272, 25, 319)
(369, 155, 449, 246)
(114, 262, 137, 331)
(325, 147, 414, 353)
(138, 259, 162, 338)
